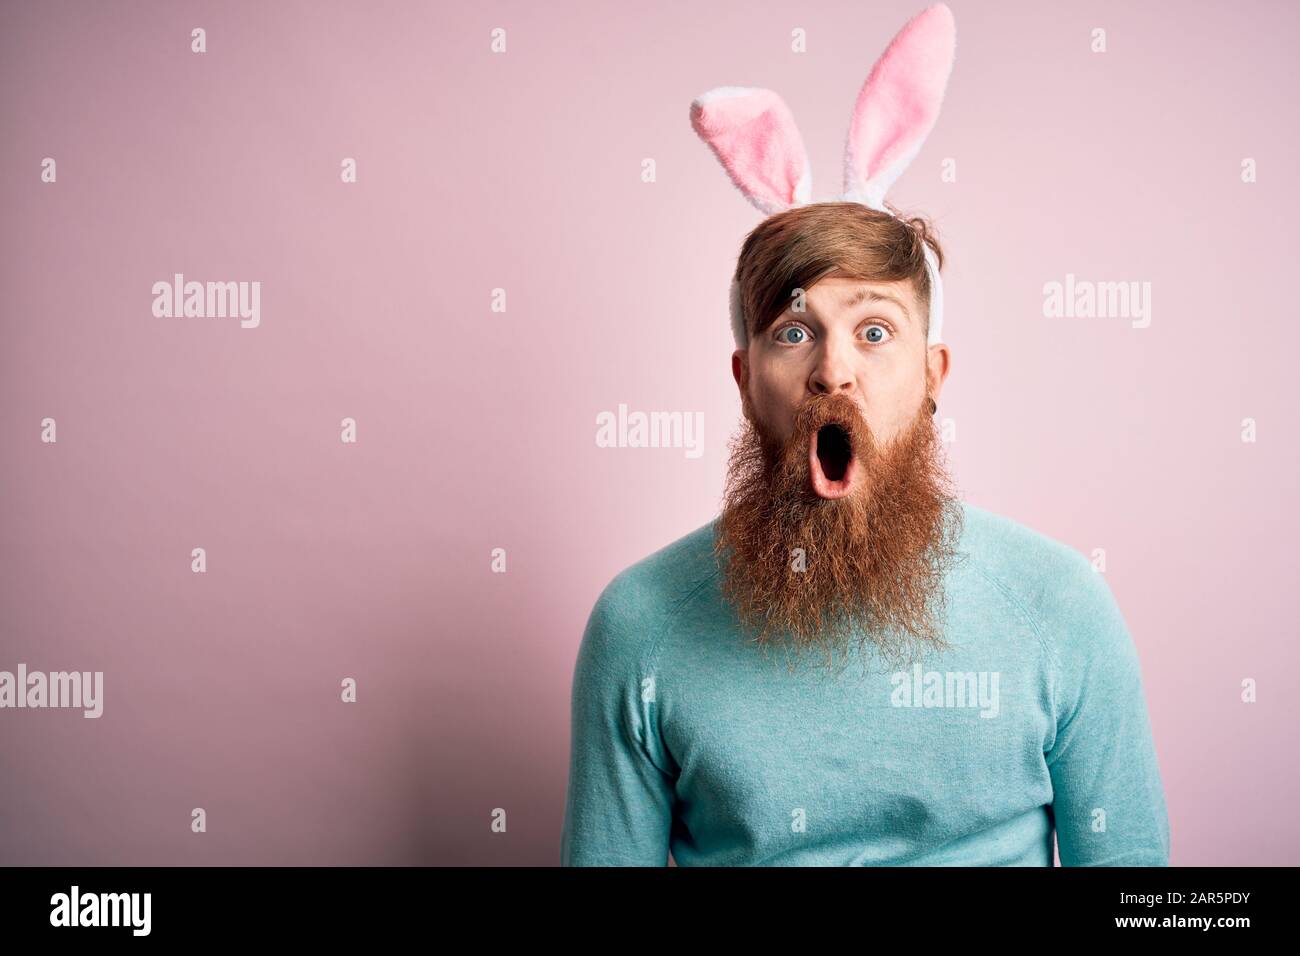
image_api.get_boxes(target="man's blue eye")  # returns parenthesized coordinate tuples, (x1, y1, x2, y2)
(778, 327, 807, 344)
(863, 324, 888, 343)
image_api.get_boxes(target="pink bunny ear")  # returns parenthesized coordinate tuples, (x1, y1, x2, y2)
(842, 3, 956, 208)
(690, 87, 812, 217)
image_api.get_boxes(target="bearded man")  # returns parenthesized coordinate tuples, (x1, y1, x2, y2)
(561, 4, 1167, 866)
(559, 203, 1170, 867)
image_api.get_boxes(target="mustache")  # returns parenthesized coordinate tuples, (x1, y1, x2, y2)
(791, 390, 874, 451)
(793, 391, 869, 433)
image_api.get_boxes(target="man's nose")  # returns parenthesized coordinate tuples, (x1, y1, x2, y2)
(809, 338, 856, 395)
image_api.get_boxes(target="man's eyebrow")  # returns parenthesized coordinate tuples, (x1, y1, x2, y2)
(840, 288, 912, 320)
(795, 287, 912, 323)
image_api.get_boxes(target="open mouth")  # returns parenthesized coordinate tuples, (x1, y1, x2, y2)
(809, 422, 859, 500)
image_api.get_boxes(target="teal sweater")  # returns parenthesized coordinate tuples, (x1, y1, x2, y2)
(560, 502, 1170, 866)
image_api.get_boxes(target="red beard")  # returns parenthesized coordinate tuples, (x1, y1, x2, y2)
(714, 391, 964, 674)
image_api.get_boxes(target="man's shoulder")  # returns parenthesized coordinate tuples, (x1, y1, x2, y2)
(956, 504, 1147, 709)
(597, 519, 720, 610)
(957, 500, 1091, 574)
(581, 520, 721, 654)
(956, 500, 1110, 625)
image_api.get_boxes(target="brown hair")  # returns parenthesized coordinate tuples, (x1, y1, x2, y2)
(733, 201, 944, 343)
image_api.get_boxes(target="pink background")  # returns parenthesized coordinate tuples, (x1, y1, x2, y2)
(1, 0, 1296, 865)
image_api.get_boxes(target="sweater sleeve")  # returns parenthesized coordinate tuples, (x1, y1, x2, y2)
(560, 576, 677, 866)
(1044, 559, 1170, 866)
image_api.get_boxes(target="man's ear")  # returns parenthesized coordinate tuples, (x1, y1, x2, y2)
(731, 349, 752, 419)
(925, 343, 951, 405)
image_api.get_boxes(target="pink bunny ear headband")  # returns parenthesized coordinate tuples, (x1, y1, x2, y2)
(690, 2, 956, 349)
